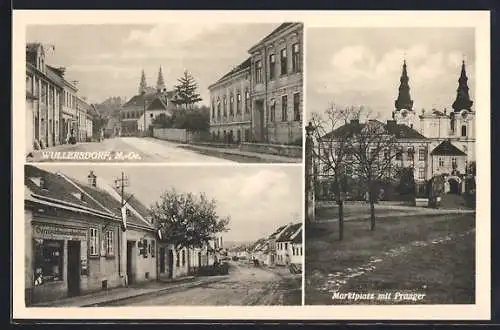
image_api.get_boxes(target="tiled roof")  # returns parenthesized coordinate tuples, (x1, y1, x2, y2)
(291, 228, 302, 244)
(276, 223, 302, 242)
(213, 57, 251, 86)
(268, 225, 287, 239)
(25, 165, 111, 216)
(323, 120, 428, 140)
(74, 181, 153, 230)
(430, 140, 467, 156)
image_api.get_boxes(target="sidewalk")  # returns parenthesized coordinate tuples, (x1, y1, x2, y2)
(180, 144, 302, 163)
(31, 275, 228, 307)
(315, 207, 476, 223)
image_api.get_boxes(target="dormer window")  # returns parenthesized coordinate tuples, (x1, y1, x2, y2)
(72, 192, 86, 202)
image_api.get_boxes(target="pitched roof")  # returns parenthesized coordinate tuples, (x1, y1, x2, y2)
(430, 140, 467, 156)
(25, 165, 113, 217)
(250, 23, 297, 49)
(276, 223, 302, 242)
(323, 120, 428, 140)
(122, 91, 175, 112)
(291, 228, 302, 244)
(212, 57, 251, 86)
(74, 181, 153, 230)
(268, 225, 287, 239)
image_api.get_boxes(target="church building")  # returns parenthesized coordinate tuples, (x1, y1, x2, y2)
(391, 59, 475, 194)
(120, 67, 176, 136)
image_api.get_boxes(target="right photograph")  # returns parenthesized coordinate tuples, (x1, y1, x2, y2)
(304, 27, 476, 305)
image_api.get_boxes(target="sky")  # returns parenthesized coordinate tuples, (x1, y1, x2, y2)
(306, 28, 476, 121)
(36, 164, 302, 243)
(26, 23, 278, 105)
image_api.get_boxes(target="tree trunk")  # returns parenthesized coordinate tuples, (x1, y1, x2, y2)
(338, 200, 344, 241)
(369, 196, 376, 231)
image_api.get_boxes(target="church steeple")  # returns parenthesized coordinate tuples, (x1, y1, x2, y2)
(394, 59, 414, 111)
(452, 60, 473, 112)
(138, 70, 147, 94)
(156, 66, 166, 92)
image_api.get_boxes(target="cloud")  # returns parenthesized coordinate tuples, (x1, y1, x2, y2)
(124, 23, 222, 48)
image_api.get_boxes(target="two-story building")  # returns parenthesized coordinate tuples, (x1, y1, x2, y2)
(209, 22, 303, 145)
(248, 22, 303, 144)
(26, 43, 63, 151)
(275, 222, 302, 266)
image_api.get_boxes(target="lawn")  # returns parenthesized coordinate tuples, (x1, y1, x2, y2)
(305, 213, 475, 305)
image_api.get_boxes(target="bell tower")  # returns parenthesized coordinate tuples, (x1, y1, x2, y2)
(138, 69, 147, 95)
(156, 66, 166, 93)
(393, 59, 416, 129)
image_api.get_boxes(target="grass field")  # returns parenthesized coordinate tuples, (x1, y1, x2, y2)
(305, 213, 475, 305)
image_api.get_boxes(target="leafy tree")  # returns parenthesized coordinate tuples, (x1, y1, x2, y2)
(151, 113, 174, 129)
(171, 70, 203, 109)
(151, 188, 230, 251)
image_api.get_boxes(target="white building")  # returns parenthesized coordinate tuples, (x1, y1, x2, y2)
(275, 223, 302, 266)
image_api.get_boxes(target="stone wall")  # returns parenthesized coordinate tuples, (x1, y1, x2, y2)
(239, 142, 302, 158)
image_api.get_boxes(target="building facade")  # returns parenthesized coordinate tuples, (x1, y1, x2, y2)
(120, 68, 176, 136)
(209, 23, 304, 145)
(26, 43, 63, 151)
(25, 166, 158, 305)
(275, 223, 302, 266)
(208, 58, 252, 143)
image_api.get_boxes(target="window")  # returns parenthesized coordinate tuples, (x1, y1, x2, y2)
(407, 148, 414, 161)
(384, 149, 390, 160)
(229, 95, 234, 115)
(439, 157, 444, 167)
(285, 242, 288, 250)
(281, 95, 288, 121)
(255, 60, 263, 83)
(461, 125, 467, 137)
(418, 149, 426, 161)
(292, 43, 300, 73)
(452, 157, 457, 168)
(176, 252, 180, 267)
(223, 96, 227, 117)
(182, 250, 186, 266)
(217, 98, 221, 118)
(236, 93, 241, 114)
(245, 91, 250, 113)
(106, 231, 114, 256)
(33, 239, 64, 285)
(270, 99, 276, 122)
(89, 228, 98, 256)
(211, 100, 215, 118)
(269, 54, 276, 80)
(280, 48, 288, 75)
(293, 93, 300, 121)
(418, 167, 425, 180)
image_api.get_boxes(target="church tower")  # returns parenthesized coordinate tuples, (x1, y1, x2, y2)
(452, 60, 473, 113)
(156, 66, 166, 93)
(393, 59, 417, 129)
(138, 69, 147, 95)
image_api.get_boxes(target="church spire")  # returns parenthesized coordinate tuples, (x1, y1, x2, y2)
(452, 60, 473, 112)
(138, 69, 147, 94)
(394, 59, 414, 111)
(156, 66, 166, 92)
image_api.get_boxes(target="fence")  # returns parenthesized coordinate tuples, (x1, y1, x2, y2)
(153, 128, 210, 143)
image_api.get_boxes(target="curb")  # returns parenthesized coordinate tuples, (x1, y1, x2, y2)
(313, 209, 476, 223)
(82, 275, 229, 307)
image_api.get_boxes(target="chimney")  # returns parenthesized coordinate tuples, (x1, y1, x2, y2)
(39, 177, 46, 190)
(87, 171, 97, 187)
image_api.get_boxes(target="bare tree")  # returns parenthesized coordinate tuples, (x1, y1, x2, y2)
(348, 120, 401, 231)
(310, 104, 365, 240)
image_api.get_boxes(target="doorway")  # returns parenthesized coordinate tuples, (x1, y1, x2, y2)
(127, 241, 135, 285)
(197, 252, 202, 269)
(159, 247, 166, 274)
(167, 249, 174, 279)
(67, 240, 81, 297)
(253, 100, 265, 142)
(448, 178, 461, 195)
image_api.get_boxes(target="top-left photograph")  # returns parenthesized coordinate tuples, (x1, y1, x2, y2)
(24, 23, 304, 163)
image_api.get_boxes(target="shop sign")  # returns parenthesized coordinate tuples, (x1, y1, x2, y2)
(33, 223, 87, 241)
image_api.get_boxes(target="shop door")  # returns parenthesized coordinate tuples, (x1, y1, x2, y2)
(127, 241, 134, 285)
(67, 240, 81, 297)
(159, 247, 165, 273)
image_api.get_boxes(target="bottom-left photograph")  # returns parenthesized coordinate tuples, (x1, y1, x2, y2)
(23, 164, 303, 307)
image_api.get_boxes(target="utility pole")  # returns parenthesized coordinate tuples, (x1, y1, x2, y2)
(114, 172, 131, 286)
